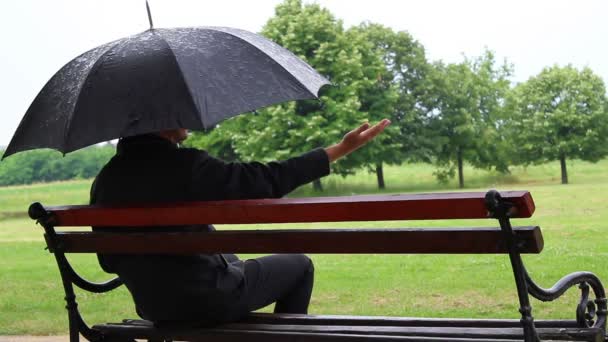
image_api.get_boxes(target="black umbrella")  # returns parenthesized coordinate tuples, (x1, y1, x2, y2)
(3, 24, 329, 159)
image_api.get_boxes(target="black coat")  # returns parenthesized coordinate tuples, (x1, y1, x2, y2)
(90, 134, 330, 321)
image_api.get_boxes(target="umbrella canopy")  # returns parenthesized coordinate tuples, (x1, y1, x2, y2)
(3, 27, 329, 159)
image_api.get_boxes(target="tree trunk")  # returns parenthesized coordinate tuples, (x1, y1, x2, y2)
(457, 148, 464, 189)
(560, 154, 568, 184)
(376, 163, 385, 189)
(313, 179, 323, 192)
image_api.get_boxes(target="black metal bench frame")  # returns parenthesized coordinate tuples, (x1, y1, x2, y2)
(28, 190, 607, 342)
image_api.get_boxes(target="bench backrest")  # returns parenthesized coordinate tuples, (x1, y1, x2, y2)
(31, 190, 542, 254)
(35, 191, 535, 226)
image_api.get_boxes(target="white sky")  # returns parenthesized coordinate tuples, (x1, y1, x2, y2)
(1, 0, 607, 146)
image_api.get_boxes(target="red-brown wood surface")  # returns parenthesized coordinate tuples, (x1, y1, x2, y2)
(50, 226, 543, 254)
(44, 191, 535, 227)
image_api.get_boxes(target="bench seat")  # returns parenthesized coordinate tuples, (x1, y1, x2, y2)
(93, 313, 605, 342)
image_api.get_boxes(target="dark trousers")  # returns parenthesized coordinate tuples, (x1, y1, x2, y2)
(120, 253, 314, 325)
(225, 253, 314, 314)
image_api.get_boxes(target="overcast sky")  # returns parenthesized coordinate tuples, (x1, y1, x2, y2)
(1, 0, 607, 147)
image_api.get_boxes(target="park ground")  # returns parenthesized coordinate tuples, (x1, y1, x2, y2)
(1, 159, 607, 336)
(0, 337, 66, 342)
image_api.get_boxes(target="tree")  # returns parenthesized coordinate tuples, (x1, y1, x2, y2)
(237, 0, 370, 191)
(427, 51, 512, 188)
(188, 1, 438, 191)
(0, 145, 115, 186)
(506, 65, 608, 184)
(347, 23, 431, 189)
(187, 0, 372, 192)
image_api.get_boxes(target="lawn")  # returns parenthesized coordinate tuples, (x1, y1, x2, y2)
(1, 159, 607, 335)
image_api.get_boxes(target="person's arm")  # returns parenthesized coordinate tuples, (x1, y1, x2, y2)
(188, 148, 329, 200)
(188, 119, 391, 200)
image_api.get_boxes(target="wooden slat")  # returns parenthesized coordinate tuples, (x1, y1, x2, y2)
(95, 324, 524, 342)
(217, 323, 602, 341)
(119, 315, 585, 329)
(43, 191, 535, 227)
(50, 226, 543, 254)
(93, 321, 602, 341)
(241, 313, 579, 329)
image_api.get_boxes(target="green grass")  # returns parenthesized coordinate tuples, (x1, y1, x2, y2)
(1, 159, 608, 335)
(0, 179, 92, 219)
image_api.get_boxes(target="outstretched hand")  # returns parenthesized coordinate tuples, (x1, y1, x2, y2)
(325, 119, 391, 163)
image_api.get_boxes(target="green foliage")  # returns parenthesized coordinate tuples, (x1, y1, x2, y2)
(345, 23, 435, 188)
(189, 1, 435, 191)
(357, 24, 435, 162)
(189, 0, 372, 180)
(506, 65, 608, 166)
(189, 0, 357, 169)
(0, 145, 115, 186)
(427, 50, 513, 187)
(254, 0, 368, 177)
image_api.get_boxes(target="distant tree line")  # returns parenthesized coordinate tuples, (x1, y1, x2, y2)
(187, 0, 608, 188)
(0, 145, 114, 186)
(1, 0, 607, 188)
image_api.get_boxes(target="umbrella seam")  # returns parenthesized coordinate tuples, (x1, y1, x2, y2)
(210, 27, 323, 99)
(63, 38, 129, 153)
(154, 30, 205, 129)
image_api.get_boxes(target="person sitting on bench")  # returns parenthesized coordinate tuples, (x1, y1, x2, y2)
(90, 119, 391, 326)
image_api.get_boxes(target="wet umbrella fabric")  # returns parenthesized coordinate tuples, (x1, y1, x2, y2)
(3, 27, 329, 158)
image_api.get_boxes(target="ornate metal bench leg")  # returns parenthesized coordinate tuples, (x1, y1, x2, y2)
(56, 253, 105, 342)
(65, 293, 80, 342)
(33, 208, 106, 342)
(486, 190, 540, 342)
(525, 269, 607, 333)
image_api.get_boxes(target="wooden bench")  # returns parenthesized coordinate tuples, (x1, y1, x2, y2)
(28, 190, 607, 342)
